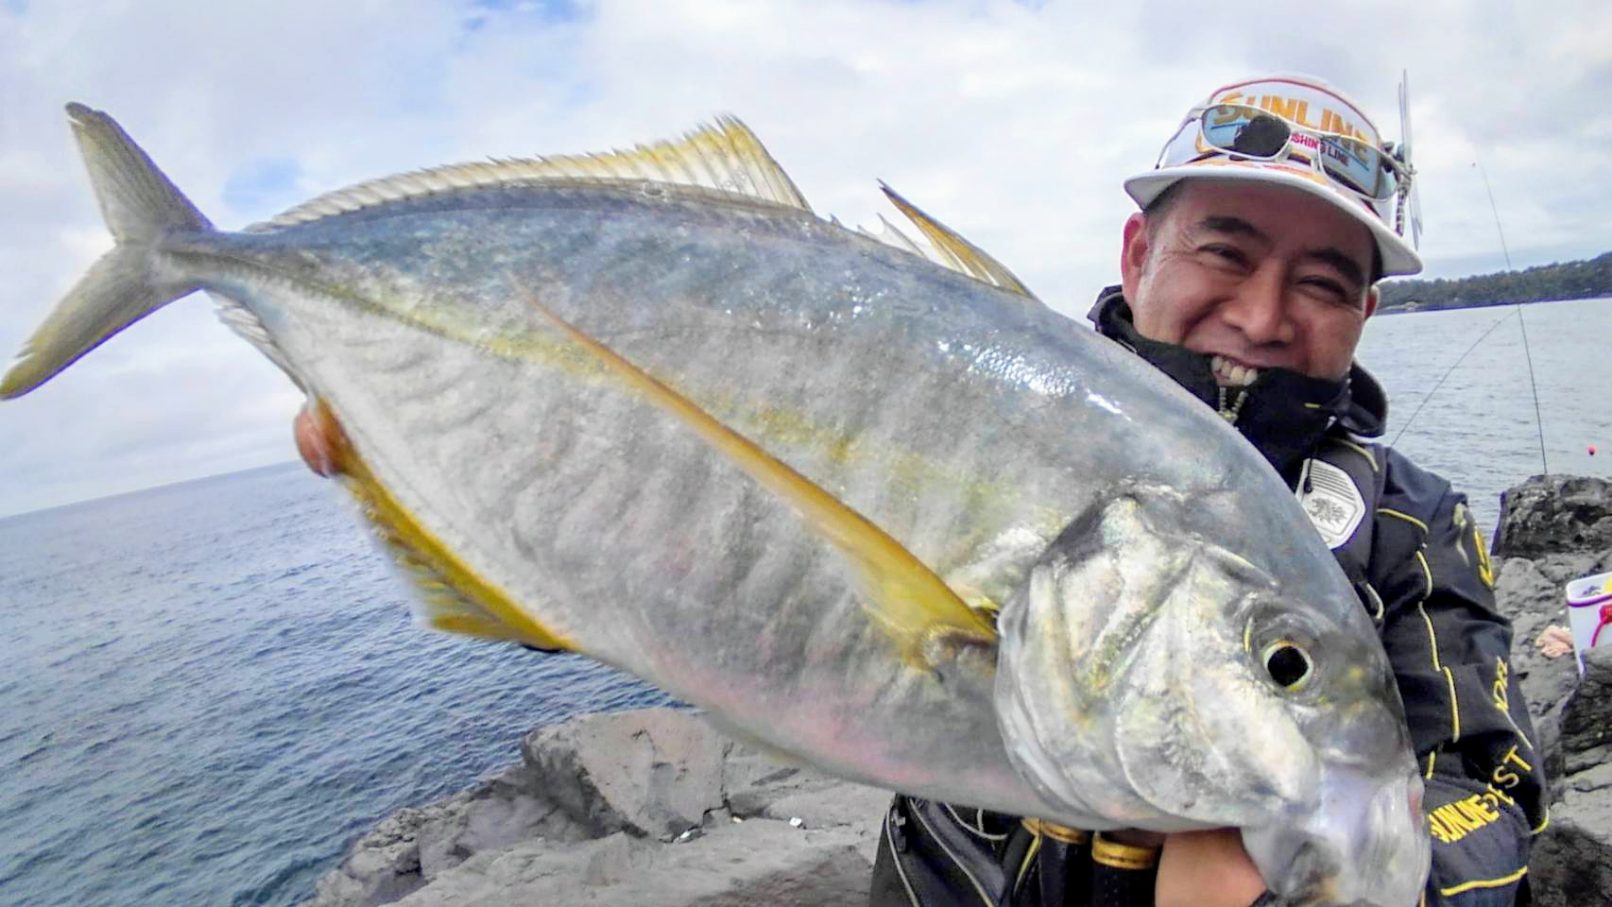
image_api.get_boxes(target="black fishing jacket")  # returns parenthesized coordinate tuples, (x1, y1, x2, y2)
(869, 288, 1545, 907)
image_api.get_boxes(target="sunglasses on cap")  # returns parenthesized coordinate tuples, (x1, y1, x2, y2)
(1182, 103, 1410, 202)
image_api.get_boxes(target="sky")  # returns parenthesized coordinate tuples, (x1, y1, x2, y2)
(1, 0, 1609, 517)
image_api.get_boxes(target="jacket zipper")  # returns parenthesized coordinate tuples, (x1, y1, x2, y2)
(1217, 386, 1249, 425)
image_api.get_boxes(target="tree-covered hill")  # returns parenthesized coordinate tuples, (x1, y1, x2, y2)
(1377, 251, 1612, 313)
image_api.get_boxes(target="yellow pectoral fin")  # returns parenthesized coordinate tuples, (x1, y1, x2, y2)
(515, 285, 997, 663)
(310, 399, 574, 653)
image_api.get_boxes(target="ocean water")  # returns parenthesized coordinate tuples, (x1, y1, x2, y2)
(0, 297, 1608, 906)
(0, 464, 678, 906)
(1360, 296, 1612, 533)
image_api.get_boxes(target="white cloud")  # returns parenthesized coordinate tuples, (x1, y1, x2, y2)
(1, 0, 1609, 515)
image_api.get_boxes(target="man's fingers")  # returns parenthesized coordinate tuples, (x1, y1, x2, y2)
(294, 401, 339, 478)
(1156, 829, 1267, 907)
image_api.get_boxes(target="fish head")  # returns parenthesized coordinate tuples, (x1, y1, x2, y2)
(994, 482, 1428, 904)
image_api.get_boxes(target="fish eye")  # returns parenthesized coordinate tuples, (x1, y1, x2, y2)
(1261, 640, 1313, 691)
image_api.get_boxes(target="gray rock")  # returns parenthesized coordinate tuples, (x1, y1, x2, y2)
(308, 807, 429, 906)
(305, 709, 884, 906)
(306, 766, 590, 907)
(1559, 648, 1612, 776)
(520, 708, 731, 840)
(414, 766, 584, 881)
(1493, 475, 1612, 559)
(1493, 556, 1583, 720)
(1527, 798, 1612, 907)
(1490, 476, 1612, 907)
(1567, 762, 1612, 795)
(388, 819, 872, 907)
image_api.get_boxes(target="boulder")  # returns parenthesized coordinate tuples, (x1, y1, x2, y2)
(307, 806, 431, 907)
(414, 765, 587, 881)
(304, 708, 887, 906)
(1492, 475, 1612, 559)
(1493, 555, 1583, 721)
(520, 706, 731, 840)
(1556, 647, 1612, 778)
(307, 765, 588, 906)
(387, 819, 874, 906)
(1488, 476, 1612, 906)
(1526, 648, 1612, 907)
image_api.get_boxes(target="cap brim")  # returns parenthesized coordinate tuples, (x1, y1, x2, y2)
(1124, 164, 1423, 278)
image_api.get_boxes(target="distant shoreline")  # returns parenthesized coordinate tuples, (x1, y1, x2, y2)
(1376, 294, 1608, 316)
(1376, 251, 1611, 315)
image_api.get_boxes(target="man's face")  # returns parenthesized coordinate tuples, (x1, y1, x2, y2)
(1119, 180, 1379, 383)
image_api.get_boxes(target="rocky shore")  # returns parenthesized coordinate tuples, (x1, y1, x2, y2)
(307, 475, 1612, 906)
(1492, 475, 1612, 906)
(305, 708, 888, 906)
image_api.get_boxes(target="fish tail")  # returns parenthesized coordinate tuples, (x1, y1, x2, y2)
(1, 104, 213, 399)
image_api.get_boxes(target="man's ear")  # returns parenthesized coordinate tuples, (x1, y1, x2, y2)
(1363, 285, 1379, 319)
(1120, 212, 1150, 302)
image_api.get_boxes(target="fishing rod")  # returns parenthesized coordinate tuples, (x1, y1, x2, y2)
(1389, 308, 1517, 448)
(1386, 303, 1549, 476)
(1515, 303, 1548, 473)
(1473, 155, 1549, 473)
(1382, 86, 1548, 474)
(1473, 158, 1512, 271)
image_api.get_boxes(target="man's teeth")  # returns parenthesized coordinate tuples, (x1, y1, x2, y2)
(1210, 355, 1259, 388)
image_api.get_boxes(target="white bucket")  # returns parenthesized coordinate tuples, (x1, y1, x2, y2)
(1565, 571, 1612, 674)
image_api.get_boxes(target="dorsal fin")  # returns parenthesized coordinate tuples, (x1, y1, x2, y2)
(855, 214, 1015, 292)
(252, 116, 810, 230)
(248, 118, 1037, 303)
(858, 214, 930, 257)
(876, 182, 1037, 300)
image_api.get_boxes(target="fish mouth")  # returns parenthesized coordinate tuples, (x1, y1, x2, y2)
(1209, 354, 1261, 388)
(1242, 768, 1429, 906)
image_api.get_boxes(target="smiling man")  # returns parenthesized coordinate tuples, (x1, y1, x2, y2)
(1121, 180, 1376, 383)
(871, 75, 1545, 907)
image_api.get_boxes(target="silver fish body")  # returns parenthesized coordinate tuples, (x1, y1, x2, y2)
(4, 105, 1429, 905)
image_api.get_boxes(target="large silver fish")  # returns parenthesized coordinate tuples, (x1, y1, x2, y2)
(5, 105, 1428, 905)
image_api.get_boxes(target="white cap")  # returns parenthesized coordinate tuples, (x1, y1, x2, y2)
(1124, 74, 1422, 277)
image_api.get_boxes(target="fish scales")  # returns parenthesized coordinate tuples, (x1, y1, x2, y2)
(172, 190, 1061, 806)
(3, 107, 1430, 904)
(226, 186, 1201, 788)
(353, 197, 1109, 737)
(217, 186, 1223, 603)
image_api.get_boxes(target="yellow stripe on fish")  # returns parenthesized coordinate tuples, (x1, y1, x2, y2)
(513, 281, 998, 665)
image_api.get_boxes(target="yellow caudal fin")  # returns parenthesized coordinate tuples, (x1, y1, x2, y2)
(2, 104, 213, 399)
(877, 182, 1038, 300)
(309, 400, 574, 652)
(515, 285, 997, 664)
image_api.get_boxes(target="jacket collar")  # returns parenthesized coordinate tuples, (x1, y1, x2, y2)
(1087, 286, 1388, 477)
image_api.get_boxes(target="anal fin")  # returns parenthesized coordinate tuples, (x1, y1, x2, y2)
(308, 398, 575, 653)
